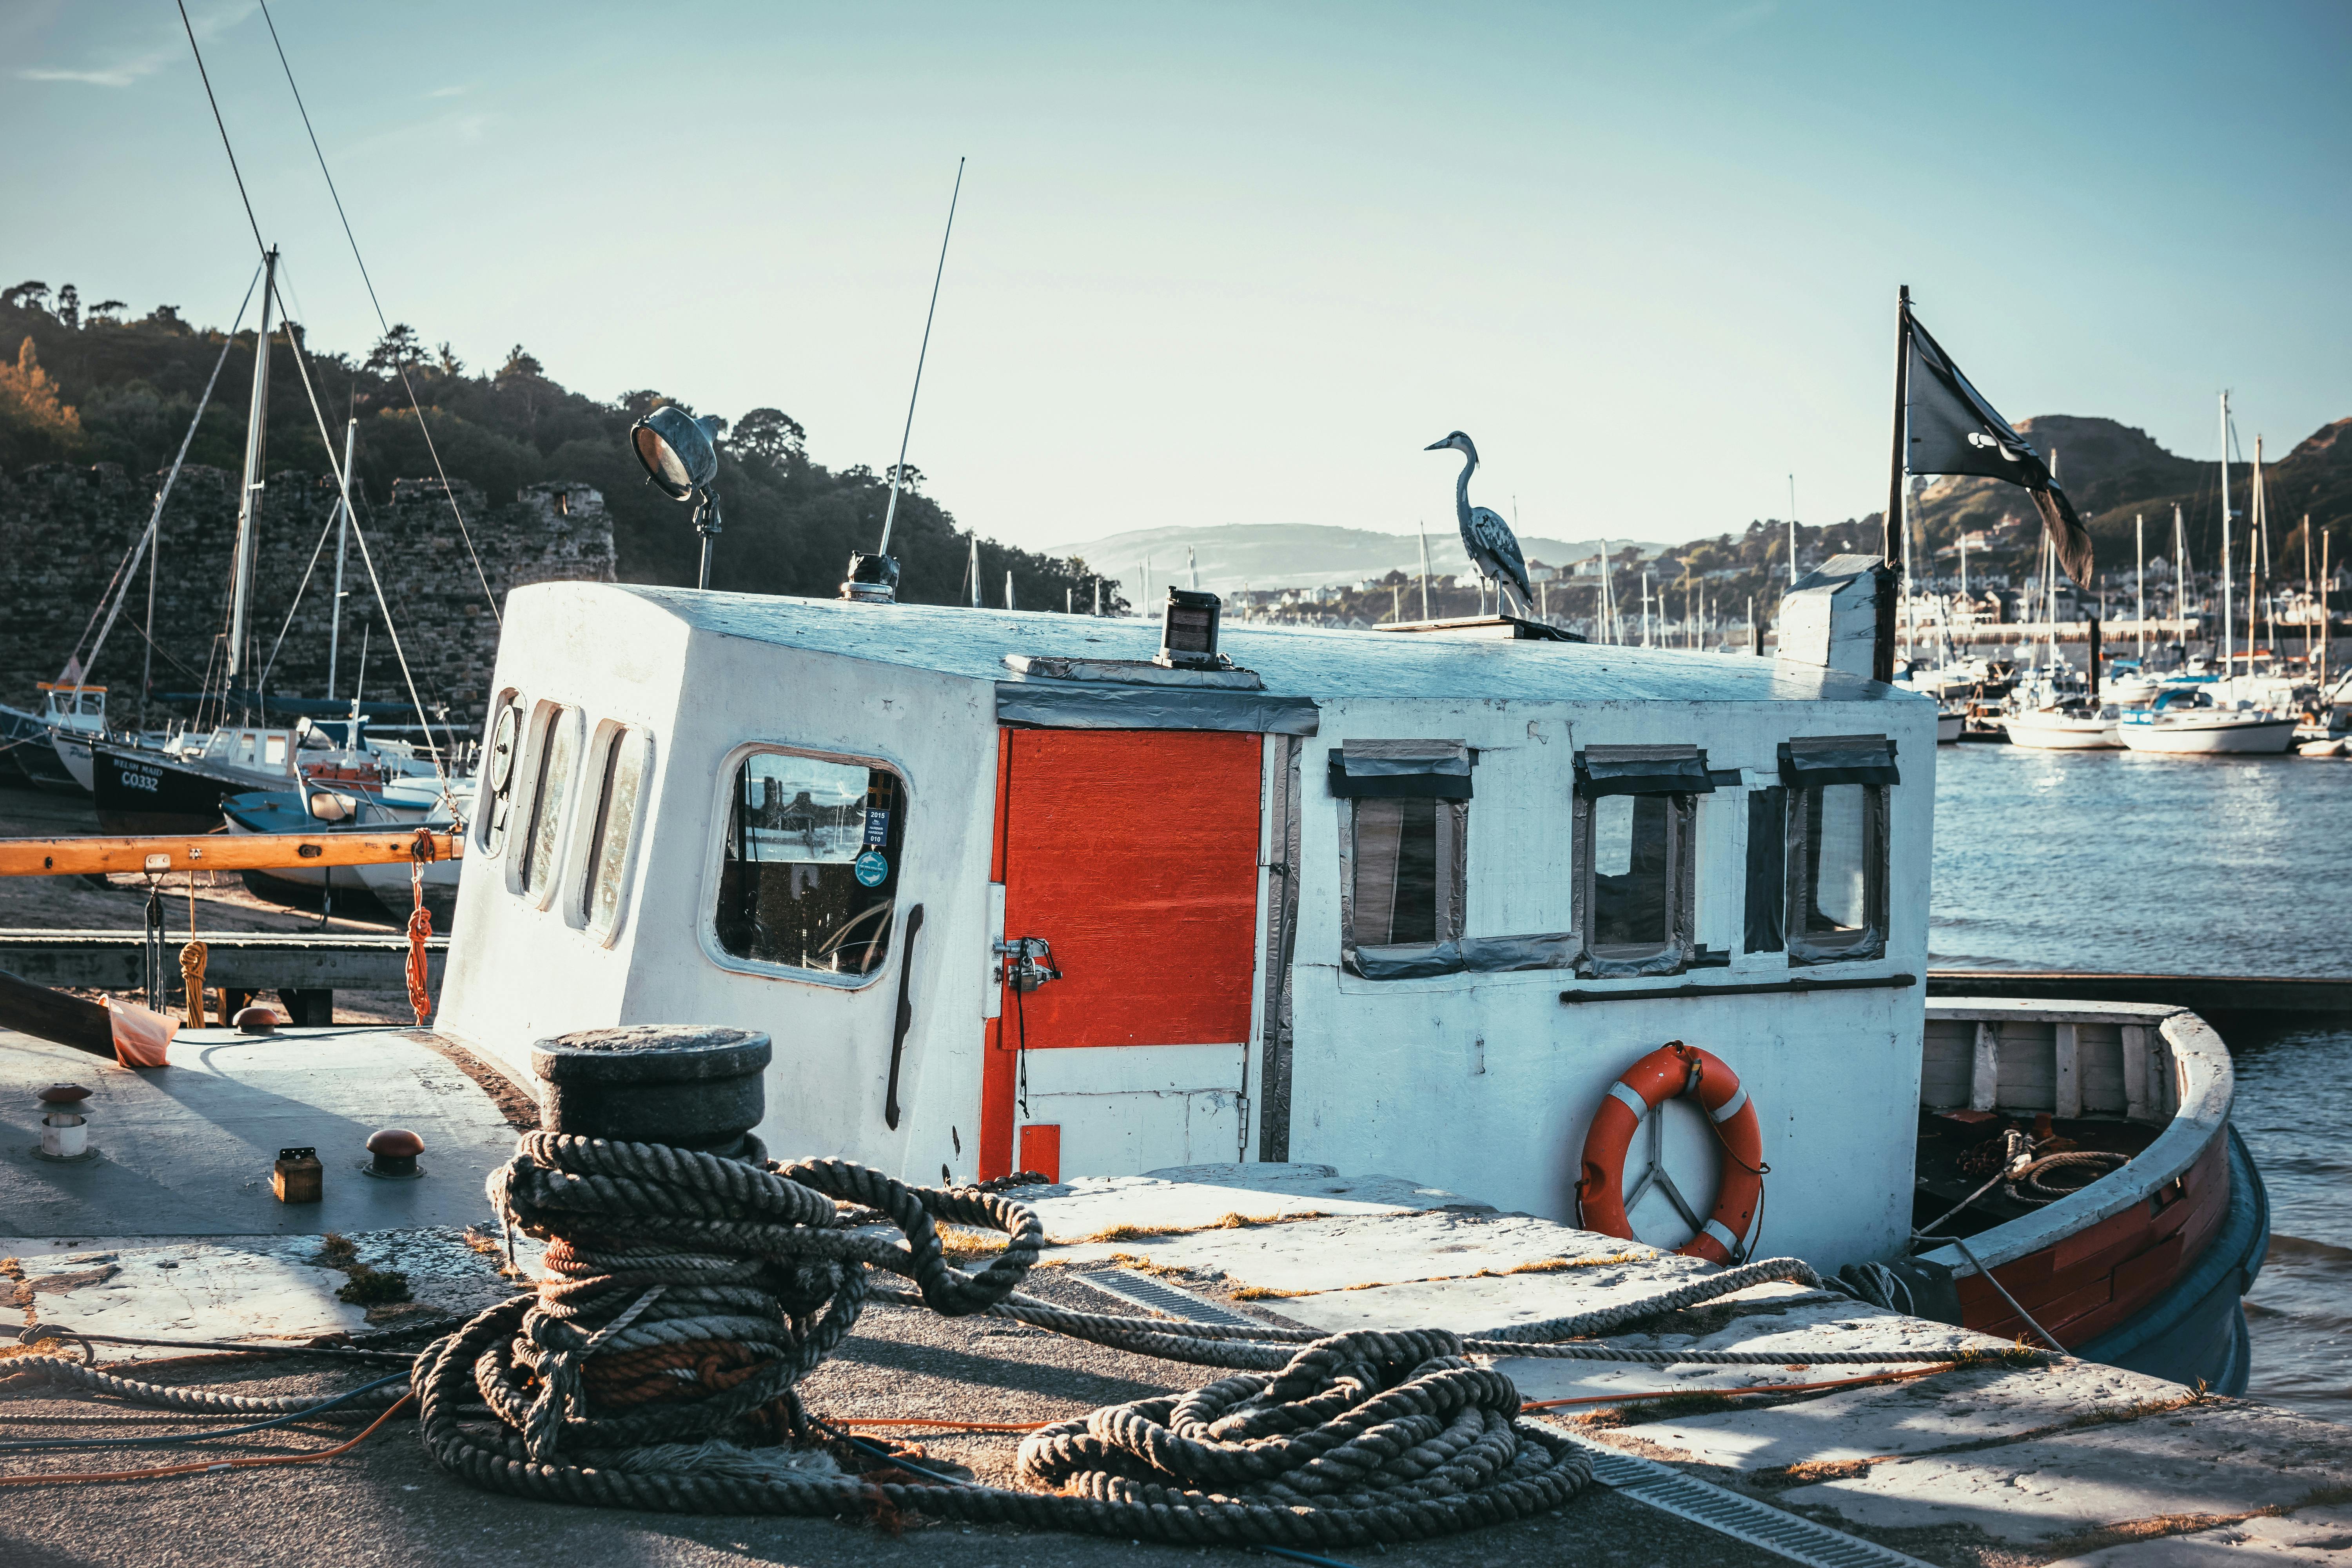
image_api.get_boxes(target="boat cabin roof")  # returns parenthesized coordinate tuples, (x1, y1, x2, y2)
(619, 585, 1900, 706)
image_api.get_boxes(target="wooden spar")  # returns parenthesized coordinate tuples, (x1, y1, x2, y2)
(0, 830, 463, 878)
(0, 966, 114, 1058)
(1876, 285, 1910, 682)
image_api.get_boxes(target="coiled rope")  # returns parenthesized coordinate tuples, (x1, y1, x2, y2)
(413, 1132, 2045, 1544)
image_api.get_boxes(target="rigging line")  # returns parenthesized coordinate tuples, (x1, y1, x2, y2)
(271, 278, 449, 782)
(174, 0, 266, 258)
(74, 265, 265, 686)
(877, 155, 966, 558)
(260, 503, 342, 689)
(255, 4, 502, 628)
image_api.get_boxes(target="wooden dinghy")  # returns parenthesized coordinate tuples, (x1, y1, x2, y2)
(1893, 998, 2266, 1393)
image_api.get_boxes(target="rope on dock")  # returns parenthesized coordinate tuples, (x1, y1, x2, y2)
(416, 1132, 1592, 1546)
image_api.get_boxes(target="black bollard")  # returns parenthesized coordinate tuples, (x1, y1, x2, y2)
(530, 1025, 772, 1159)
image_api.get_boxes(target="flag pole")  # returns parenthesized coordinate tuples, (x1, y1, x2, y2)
(1876, 284, 1911, 681)
(1886, 285, 1910, 567)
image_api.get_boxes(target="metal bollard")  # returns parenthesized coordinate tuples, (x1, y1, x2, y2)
(529, 1026, 771, 1159)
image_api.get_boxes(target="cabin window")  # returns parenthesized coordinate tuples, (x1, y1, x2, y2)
(1779, 735, 1895, 964)
(264, 734, 288, 768)
(714, 749, 905, 980)
(1572, 745, 1711, 978)
(477, 692, 524, 856)
(1330, 741, 1469, 980)
(580, 726, 651, 938)
(514, 703, 582, 904)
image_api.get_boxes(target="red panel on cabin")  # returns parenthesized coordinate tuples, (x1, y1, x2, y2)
(997, 729, 1263, 1049)
(1019, 1124, 1062, 1184)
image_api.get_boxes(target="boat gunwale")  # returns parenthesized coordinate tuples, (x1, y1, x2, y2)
(1916, 997, 2230, 1279)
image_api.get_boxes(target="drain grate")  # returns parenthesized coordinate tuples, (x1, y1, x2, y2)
(1555, 1430, 1934, 1568)
(1075, 1269, 1263, 1329)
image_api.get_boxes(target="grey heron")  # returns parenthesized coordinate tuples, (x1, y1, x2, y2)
(1425, 431, 1532, 613)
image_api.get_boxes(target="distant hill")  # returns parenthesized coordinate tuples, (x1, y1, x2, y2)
(1909, 413, 2352, 579)
(1045, 523, 1666, 594)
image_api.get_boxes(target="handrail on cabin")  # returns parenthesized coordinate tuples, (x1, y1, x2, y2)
(0, 830, 464, 878)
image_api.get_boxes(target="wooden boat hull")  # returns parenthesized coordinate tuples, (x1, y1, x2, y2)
(1906, 1002, 2266, 1394)
(90, 743, 274, 834)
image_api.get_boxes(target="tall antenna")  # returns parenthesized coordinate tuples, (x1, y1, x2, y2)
(876, 157, 965, 557)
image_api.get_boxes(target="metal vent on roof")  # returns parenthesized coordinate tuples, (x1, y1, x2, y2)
(1553, 1430, 1935, 1568)
(1075, 1269, 1261, 1329)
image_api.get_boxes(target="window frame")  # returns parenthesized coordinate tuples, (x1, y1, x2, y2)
(700, 739, 913, 991)
(1778, 735, 1896, 967)
(566, 720, 655, 946)
(1330, 740, 1470, 982)
(507, 700, 584, 909)
(1571, 745, 1709, 979)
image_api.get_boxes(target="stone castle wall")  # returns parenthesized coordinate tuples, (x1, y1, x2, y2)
(0, 463, 614, 728)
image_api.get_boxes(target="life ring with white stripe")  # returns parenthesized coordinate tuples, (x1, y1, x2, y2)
(1576, 1041, 1765, 1265)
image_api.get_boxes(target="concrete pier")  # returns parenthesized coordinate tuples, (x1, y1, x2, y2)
(4, 1021, 2347, 1567)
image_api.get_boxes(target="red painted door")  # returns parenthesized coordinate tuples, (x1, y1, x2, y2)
(979, 728, 1264, 1180)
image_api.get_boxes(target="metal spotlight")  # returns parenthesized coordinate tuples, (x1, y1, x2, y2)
(630, 406, 726, 589)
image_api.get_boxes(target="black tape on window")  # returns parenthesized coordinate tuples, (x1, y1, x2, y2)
(1744, 787, 1786, 954)
(1327, 752, 1473, 800)
(1780, 735, 1900, 788)
(1573, 747, 1713, 797)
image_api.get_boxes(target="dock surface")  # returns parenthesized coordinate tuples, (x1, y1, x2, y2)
(4, 1022, 2348, 1568)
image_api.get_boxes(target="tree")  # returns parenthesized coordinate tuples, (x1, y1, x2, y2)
(497, 345, 544, 380)
(435, 341, 463, 378)
(2, 282, 49, 312)
(885, 463, 925, 493)
(87, 299, 127, 322)
(365, 323, 425, 374)
(0, 337, 84, 461)
(54, 284, 79, 330)
(730, 406, 806, 468)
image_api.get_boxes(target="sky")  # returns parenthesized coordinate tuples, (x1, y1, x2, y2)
(4, 1, 2347, 558)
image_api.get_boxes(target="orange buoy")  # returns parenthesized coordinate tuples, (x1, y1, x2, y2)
(1576, 1041, 1765, 1265)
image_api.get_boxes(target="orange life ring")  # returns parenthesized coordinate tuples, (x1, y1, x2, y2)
(1576, 1041, 1764, 1265)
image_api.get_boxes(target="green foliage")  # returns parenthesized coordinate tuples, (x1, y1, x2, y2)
(0, 285, 1112, 609)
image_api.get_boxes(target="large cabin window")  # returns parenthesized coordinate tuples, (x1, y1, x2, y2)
(1780, 735, 1895, 964)
(1573, 745, 1712, 977)
(1330, 741, 1469, 980)
(715, 749, 905, 980)
(514, 703, 582, 904)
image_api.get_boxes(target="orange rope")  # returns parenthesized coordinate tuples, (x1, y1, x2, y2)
(405, 833, 433, 1025)
(0, 1392, 414, 1488)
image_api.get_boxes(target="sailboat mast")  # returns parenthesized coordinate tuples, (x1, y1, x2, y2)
(2174, 505, 2188, 644)
(2219, 392, 2233, 684)
(326, 416, 355, 700)
(2136, 515, 2145, 660)
(1417, 524, 1432, 620)
(2249, 436, 2265, 662)
(227, 245, 278, 682)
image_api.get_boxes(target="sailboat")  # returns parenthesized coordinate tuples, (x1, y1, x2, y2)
(2120, 393, 2296, 756)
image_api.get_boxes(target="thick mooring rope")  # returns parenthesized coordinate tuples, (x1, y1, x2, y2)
(419, 1132, 1589, 1544)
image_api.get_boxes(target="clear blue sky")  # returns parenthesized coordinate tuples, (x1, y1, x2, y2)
(5, 1, 2346, 555)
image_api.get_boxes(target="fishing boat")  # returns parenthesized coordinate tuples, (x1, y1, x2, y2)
(273, 539, 2238, 1391)
(24, 682, 111, 794)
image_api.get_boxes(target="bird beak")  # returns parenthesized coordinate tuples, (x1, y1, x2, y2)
(1423, 438, 1450, 451)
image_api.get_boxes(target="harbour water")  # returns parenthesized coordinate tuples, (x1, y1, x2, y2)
(1933, 742, 2352, 1419)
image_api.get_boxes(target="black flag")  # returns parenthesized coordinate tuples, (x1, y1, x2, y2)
(1905, 314, 2094, 588)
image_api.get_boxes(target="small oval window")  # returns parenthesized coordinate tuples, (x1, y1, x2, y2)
(515, 705, 581, 903)
(581, 727, 650, 936)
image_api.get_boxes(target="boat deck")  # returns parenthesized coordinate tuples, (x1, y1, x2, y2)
(4, 1023, 2349, 1567)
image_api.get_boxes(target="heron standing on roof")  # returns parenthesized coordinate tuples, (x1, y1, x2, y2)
(1425, 431, 1531, 614)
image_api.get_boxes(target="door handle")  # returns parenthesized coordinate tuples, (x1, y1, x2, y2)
(885, 904, 924, 1130)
